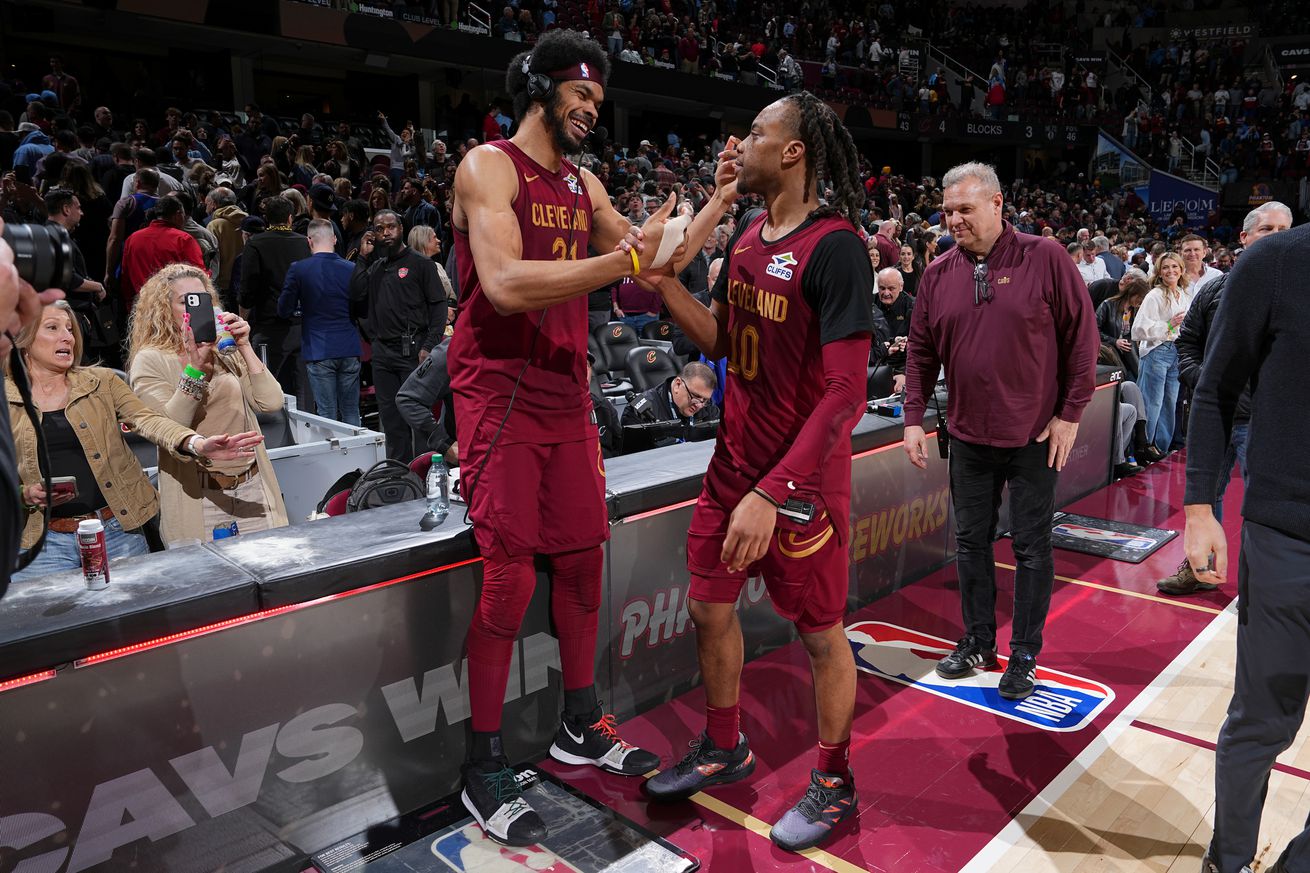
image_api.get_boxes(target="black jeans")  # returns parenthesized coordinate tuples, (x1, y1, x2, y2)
(949, 438, 1059, 656)
(372, 340, 420, 462)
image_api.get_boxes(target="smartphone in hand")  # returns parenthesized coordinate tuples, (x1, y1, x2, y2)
(184, 291, 217, 344)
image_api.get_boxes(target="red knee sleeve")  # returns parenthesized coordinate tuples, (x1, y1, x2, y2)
(549, 546, 604, 691)
(467, 555, 536, 732)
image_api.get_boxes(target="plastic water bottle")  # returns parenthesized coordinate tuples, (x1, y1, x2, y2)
(214, 307, 237, 354)
(420, 454, 449, 530)
(212, 521, 239, 540)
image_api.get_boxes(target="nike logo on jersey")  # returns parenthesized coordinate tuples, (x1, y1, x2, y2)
(524, 174, 539, 183)
(733, 245, 752, 255)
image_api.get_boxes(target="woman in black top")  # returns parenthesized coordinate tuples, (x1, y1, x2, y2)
(1095, 270, 1149, 382)
(896, 243, 922, 297)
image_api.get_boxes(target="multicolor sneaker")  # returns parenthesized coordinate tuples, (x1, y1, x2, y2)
(549, 710, 660, 776)
(769, 769, 858, 852)
(936, 635, 999, 679)
(644, 732, 756, 801)
(461, 762, 548, 846)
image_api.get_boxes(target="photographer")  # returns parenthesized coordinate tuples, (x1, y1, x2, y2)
(8, 299, 263, 580)
(620, 361, 720, 453)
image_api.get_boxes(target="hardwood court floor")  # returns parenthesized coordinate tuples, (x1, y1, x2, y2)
(541, 454, 1309, 872)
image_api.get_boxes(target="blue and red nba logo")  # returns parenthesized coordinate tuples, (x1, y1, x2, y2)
(846, 621, 1114, 732)
(579, 62, 591, 79)
(1053, 522, 1155, 552)
(430, 822, 581, 871)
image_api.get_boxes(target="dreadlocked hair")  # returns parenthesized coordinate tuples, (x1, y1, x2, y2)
(783, 91, 865, 228)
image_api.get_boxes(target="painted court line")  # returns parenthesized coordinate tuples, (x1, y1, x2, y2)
(687, 790, 872, 873)
(957, 603, 1237, 872)
(1130, 719, 1310, 783)
(994, 561, 1224, 615)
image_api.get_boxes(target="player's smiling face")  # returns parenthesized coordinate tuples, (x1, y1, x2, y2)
(547, 79, 603, 153)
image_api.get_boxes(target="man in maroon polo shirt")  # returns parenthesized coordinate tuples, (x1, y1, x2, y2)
(902, 161, 1098, 701)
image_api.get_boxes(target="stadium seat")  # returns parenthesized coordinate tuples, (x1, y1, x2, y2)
(640, 320, 675, 342)
(867, 364, 894, 400)
(593, 321, 641, 379)
(626, 346, 679, 392)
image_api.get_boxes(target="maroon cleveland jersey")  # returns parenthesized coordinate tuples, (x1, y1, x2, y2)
(706, 209, 874, 509)
(451, 139, 594, 442)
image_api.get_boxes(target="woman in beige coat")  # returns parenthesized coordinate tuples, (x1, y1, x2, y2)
(7, 300, 262, 580)
(127, 263, 290, 545)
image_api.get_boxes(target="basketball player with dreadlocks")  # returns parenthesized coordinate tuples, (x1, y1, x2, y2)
(641, 92, 874, 852)
(449, 29, 733, 846)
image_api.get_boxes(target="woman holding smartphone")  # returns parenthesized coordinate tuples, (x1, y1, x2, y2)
(127, 263, 289, 546)
(6, 300, 263, 581)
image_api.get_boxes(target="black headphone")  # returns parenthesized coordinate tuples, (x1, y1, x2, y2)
(523, 55, 554, 102)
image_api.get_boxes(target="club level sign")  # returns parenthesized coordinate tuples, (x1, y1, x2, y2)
(846, 621, 1115, 732)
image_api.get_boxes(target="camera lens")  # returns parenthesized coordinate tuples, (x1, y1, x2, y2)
(1, 222, 74, 292)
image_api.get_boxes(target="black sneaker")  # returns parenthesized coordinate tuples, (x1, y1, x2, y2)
(549, 710, 660, 776)
(935, 635, 999, 679)
(644, 732, 756, 801)
(769, 769, 858, 852)
(998, 651, 1037, 700)
(460, 762, 548, 846)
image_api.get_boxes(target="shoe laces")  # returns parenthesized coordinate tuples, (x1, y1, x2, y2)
(675, 734, 709, 770)
(1005, 652, 1036, 675)
(483, 766, 531, 819)
(795, 779, 843, 822)
(590, 713, 624, 745)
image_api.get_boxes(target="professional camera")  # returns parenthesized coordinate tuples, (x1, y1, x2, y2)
(2, 222, 74, 291)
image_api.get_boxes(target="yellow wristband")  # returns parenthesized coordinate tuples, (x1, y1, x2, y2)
(629, 247, 641, 276)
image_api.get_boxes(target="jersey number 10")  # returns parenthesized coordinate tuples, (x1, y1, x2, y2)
(727, 324, 759, 381)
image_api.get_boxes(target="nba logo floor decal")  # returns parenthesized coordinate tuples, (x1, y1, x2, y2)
(431, 824, 582, 872)
(846, 621, 1115, 732)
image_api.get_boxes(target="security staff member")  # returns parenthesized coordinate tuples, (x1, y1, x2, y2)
(351, 209, 446, 461)
(620, 360, 720, 452)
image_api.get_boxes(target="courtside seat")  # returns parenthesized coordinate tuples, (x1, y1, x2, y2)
(640, 320, 675, 343)
(593, 321, 641, 380)
(626, 346, 679, 392)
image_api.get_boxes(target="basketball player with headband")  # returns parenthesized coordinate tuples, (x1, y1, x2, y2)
(448, 28, 734, 844)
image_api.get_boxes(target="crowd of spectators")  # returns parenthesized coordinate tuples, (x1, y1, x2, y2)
(0, 46, 1296, 581)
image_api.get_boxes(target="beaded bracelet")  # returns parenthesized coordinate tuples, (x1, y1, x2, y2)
(179, 367, 207, 400)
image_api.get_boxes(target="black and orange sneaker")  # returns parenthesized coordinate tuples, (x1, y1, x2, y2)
(548, 709, 660, 776)
(769, 769, 858, 852)
(643, 732, 756, 801)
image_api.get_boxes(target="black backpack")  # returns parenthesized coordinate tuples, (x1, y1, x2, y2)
(317, 460, 424, 514)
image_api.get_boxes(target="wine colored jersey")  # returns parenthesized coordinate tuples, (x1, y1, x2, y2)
(451, 139, 594, 442)
(708, 209, 874, 504)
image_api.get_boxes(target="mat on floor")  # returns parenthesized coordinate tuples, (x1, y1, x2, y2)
(1047, 511, 1177, 562)
(310, 766, 699, 873)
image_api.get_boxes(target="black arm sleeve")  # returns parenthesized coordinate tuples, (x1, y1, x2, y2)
(710, 208, 764, 306)
(802, 230, 876, 344)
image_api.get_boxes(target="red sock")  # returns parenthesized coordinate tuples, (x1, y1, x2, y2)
(817, 738, 850, 777)
(549, 547, 604, 690)
(706, 704, 740, 750)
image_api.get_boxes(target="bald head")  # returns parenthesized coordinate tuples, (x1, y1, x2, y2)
(876, 267, 904, 304)
(707, 257, 724, 292)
